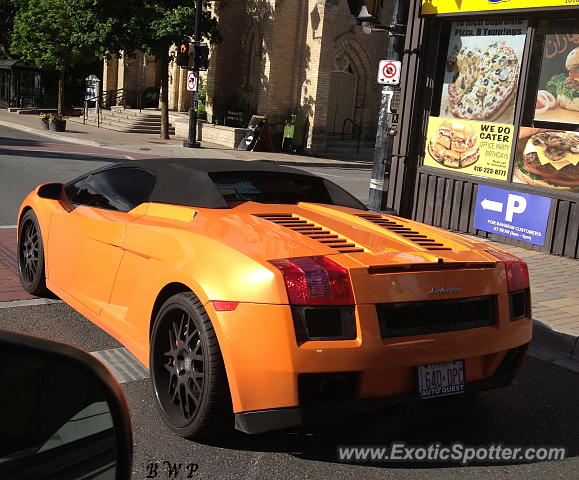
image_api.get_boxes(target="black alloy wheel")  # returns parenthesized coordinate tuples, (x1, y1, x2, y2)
(17, 210, 49, 296)
(150, 292, 232, 439)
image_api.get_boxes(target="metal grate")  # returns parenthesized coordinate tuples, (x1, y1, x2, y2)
(255, 214, 365, 253)
(377, 295, 497, 338)
(357, 214, 452, 251)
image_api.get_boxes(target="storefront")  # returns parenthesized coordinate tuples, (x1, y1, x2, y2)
(386, 0, 579, 259)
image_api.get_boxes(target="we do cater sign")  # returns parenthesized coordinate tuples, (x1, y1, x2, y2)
(474, 185, 552, 246)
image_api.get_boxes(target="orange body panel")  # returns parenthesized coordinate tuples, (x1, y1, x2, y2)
(18, 189, 532, 414)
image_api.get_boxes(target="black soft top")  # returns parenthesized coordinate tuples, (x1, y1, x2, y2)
(80, 158, 366, 210)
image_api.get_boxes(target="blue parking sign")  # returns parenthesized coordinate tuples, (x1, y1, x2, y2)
(474, 185, 552, 247)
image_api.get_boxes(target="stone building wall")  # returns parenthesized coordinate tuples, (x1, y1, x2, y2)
(207, 0, 389, 151)
(102, 0, 390, 151)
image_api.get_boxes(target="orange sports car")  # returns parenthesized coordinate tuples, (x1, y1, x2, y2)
(17, 159, 532, 438)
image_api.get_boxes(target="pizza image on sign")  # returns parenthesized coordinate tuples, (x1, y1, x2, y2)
(439, 20, 527, 125)
(428, 120, 480, 168)
(447, 42, 519, 121)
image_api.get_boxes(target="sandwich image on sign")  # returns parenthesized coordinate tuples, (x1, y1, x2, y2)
(428, 120, 480, 168)
(514, 129, 579, 192)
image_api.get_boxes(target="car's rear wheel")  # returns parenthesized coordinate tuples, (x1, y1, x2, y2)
(18, 210, 50, 297)
(150, 292, 233, 439)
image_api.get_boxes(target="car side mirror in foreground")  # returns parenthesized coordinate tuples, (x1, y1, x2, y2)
(37, 183, 64, 200)
(0, 331, 132, 480)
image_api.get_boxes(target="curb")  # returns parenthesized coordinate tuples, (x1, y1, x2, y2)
(0, 119, 104, 148)
(529, 319, 579, 374)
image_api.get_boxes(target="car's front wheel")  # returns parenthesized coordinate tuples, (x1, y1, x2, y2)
(18, 209, 50, 297)
(150, 292, 233, 439)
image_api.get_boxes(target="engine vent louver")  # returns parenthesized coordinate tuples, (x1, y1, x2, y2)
(357, 214, 452, 251)
(255, 214, 365, 253)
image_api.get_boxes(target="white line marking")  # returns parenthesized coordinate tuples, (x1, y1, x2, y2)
(0, 298, 63, 309)
(91, 347, 149, 384)
(0, 225, 16, 229)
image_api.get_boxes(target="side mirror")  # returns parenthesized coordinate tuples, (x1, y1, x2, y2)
(0, 331, 132, 480)
(37, 183, 64, 200)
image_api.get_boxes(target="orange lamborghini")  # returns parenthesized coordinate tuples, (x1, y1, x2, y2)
(17, 159, 532, 438)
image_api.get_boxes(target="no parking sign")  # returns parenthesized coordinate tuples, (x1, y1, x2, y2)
(186, 71, 198, 92)
(378, 60, 401, 85)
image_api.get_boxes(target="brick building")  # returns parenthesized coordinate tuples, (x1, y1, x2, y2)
(103, 0, 390, 152)
(207, 0, 389, 151)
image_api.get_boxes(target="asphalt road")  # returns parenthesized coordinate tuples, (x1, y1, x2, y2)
(0, 125, 577, 479)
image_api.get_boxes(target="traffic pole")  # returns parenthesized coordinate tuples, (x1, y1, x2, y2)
(368, 0, 407, 212)
(183, 0, 202, 148)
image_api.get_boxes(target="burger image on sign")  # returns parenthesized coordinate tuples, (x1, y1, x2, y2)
(514, 129, 579, 192)
(535, 44, 579, 123)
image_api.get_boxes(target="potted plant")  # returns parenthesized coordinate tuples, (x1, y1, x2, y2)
(49, 113, 66, 132)
(39, 113, 50, 130)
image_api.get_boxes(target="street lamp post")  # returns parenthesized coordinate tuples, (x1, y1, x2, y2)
(183, 0, 202, 148)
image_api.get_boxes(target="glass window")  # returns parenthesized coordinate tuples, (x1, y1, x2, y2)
(73, 167, 156, 212)
(64, 176, 88, 202)
(209, 171, 366, 209)
(423, 19, 528, 182)
(513, 19, 578, 193)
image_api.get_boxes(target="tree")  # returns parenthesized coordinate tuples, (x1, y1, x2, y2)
(0, 0, 16, 59)
(10, 0, 139, 114)
(133, 1, 219, 139)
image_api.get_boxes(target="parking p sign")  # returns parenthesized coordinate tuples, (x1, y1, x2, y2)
(474, 185, 552, 246)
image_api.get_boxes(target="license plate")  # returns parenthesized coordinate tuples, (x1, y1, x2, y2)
(418, 360, 465, 399)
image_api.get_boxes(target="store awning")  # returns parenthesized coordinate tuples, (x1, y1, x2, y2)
(0, 60, 38, 71)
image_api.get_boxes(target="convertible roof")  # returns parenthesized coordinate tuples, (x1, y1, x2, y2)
(104, 158, 323, 209)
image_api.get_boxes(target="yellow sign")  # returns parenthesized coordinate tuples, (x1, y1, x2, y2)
(422, 0, 573, 15)
(424, 117, 514, 181)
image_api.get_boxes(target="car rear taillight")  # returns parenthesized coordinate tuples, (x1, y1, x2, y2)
(485, 250, 529, 291)
(269, 256, 354, 305)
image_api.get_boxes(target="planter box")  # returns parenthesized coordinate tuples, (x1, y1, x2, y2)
(50, 120, 66, 132)
(40, 118, 50, 130)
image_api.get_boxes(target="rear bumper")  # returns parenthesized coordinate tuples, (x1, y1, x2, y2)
(234, 356, 522, 434)
(208, 299, 532, 425)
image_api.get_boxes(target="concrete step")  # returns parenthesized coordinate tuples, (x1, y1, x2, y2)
(70, 116, 174, 134)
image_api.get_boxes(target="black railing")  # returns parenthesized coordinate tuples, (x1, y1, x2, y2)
(83, 88, 126, 127)
(341, 118, 362, 154)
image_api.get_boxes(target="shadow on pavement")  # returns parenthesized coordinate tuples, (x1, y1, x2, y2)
(203, 357, 578, 469)
(0, 147, 122, 163)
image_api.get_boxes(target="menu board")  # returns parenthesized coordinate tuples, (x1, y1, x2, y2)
(424, 116, 514, 181)
(513, 127, 579, 193)
(439, 20, 527, 125)
(534, 33, 579, 125)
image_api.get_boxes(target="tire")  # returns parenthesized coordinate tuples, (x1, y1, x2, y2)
(150, 292, 233, 439)
(17, 210, 50, 297)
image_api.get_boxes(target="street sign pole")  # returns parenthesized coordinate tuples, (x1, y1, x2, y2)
(368, 0, 407, 212)
(183, 0, 202, 149)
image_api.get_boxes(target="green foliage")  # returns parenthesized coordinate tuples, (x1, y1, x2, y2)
(142, 86, 160, 108)
(10, 0, 140, 71)
(135, 0, 220, 59)
(0, 0, 16, 58)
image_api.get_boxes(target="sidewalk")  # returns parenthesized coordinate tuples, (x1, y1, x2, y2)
(0, 109, 371, 167)
(0, 109, 577, 367)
